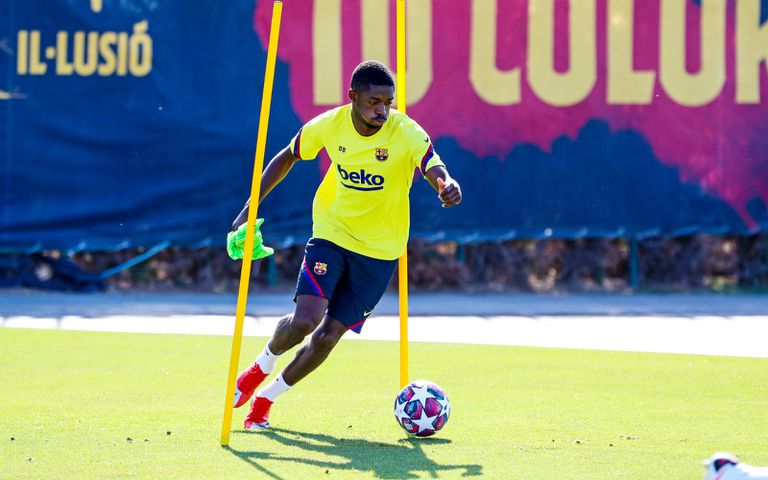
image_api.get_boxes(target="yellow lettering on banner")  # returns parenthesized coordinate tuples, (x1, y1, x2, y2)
(660, 0, 725, 106)
(73, 31, 98, 76)
(116, 32, 128, 76)
(129, 21, 152, 76)
(16, 22, 152, 78)
(403, 1, 432, 105)
(314, 0, 343, 104)
(736, 0, 768, 104)
(98, 32, 117, 76)
(317, 0, 432, 106)
(17, 30, 28, 75)
(55, 31, 73, 75)
(528, 0, 596, 106)
(362, 0, 388, 65)
(29, 31, 48, 75)
(470, 0, 520, 105)
(607, 0, 654, 104)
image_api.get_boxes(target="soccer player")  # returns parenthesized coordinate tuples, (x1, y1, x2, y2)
(229, 60, 462, 430)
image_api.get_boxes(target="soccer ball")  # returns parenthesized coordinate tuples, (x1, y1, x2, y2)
(393, 380, 450, 437)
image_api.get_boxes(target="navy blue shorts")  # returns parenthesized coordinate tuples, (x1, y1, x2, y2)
(295, 238, 397, 333)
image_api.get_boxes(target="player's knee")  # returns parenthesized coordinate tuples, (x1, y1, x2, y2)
(310, 328, 342, 353)
(289, 296, 326, 338)
(310, 320, 346, 352)
(288, 313, 321, 339)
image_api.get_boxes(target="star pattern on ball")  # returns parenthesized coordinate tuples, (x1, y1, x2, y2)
(439, 397, 450, 418)
(410, 384, 442, 434)
(394, 402, 411, 425)
(411, 408, 439, 434)
(408, 384, 435, 408)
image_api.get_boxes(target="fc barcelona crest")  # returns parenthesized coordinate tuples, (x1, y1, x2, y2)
(375, 148, 389, 161)
(314, 262, 327, 276)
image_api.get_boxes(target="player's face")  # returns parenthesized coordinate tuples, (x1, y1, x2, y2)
(350, 85, 395, 130)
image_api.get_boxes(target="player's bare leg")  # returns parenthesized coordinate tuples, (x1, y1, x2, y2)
(280, 314, 347, 385)
(268, 295, 329, 355)
(245, 315, 347, 430)
(234, 295, 327, 408)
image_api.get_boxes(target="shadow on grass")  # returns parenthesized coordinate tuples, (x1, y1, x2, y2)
(223, 427, 482, 479)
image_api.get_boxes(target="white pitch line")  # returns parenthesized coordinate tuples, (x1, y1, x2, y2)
(2, 314, 767, 358)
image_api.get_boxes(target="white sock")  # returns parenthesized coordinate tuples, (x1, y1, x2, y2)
(255, 344, 280, 374)
(257, 373, 292, 402)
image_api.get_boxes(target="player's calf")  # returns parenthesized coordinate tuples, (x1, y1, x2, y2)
(233, 344, 281, 408)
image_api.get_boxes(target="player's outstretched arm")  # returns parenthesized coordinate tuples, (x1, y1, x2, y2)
(425, 165, 462, 208)
(232, 146, 299, 230)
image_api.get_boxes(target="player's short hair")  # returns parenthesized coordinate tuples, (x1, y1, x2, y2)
(350, 60, 395, 92)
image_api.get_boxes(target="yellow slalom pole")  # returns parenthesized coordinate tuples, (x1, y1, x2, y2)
(220, 0, 283, 447)
(396, 0, 408, 389)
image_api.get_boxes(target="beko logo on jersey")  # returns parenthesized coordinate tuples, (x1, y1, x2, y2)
(337, 164, 384, 191)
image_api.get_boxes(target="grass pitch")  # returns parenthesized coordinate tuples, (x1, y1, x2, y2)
(1, 327, 766, 479)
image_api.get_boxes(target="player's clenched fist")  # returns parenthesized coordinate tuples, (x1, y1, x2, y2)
(436, 177, 462, 208)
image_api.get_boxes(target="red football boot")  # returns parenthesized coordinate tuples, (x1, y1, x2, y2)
(244, 396, 273, 430)
(233, 363, 268, 408)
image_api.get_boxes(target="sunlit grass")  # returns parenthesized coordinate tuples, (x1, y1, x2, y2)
(1, 328, 766, 479)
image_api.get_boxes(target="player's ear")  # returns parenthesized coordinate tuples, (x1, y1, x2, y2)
(348, 89, 357, 102)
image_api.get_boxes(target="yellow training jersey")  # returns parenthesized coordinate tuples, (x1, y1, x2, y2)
(288, 104, 444, 260)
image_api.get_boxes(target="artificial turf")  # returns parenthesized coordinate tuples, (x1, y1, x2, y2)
(1, 327, 766, 479)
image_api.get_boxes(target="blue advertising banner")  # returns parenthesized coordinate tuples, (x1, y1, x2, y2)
(1, 0, 767, 253)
